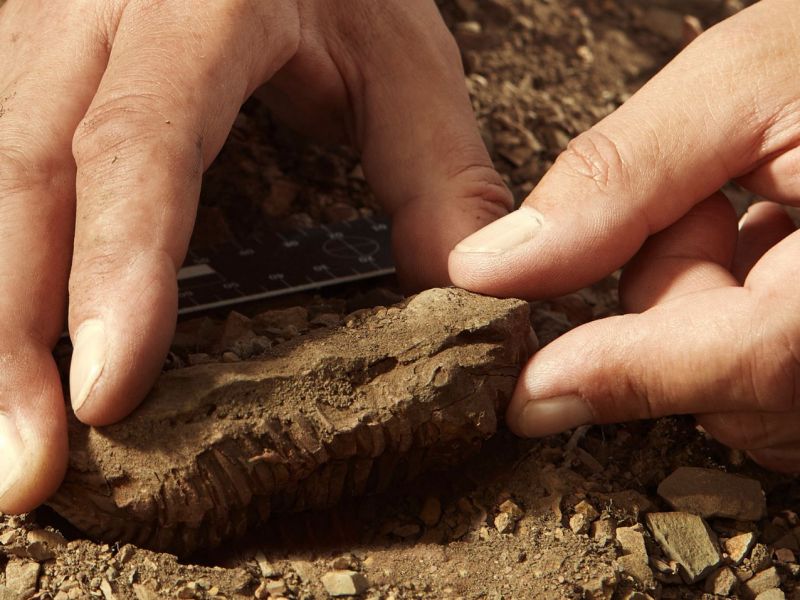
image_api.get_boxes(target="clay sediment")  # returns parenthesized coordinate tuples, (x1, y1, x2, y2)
(48, 288, 534, 555)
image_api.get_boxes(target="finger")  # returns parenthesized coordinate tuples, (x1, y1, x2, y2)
(69, 2, 298, 425)
(747, 444, 800, 474)
(736, 146, 800, 205)
(450, 0, 800, 298)
(697, 411, 800, 452)
(329, 1, 512, 289)
(619, 193, 738, 313)
(508, 230, 800, 438)
(0, 1, 110, 512)
(731, 201, 796, 283)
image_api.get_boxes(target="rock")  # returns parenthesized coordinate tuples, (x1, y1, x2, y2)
(330, 555, 355, 571)
(4, 559, 40, 598)
(592, 519, 616, 546)
(570, 513, 590, 534)
(419, 497, 442, 527)
(750, 544, 773, 572)
(704, 567, 738, 596)
(756, 590, 786, 600)
(775, 548, 796, 563)
(657, 467, 766, 521)
(744, 567, 781, 598)
(724, 532, 756, 564)
(498, 499, 524, 519)
(320, 571, 369, 597)
(575, 500, 599, 522)
(24, 529, 66, 561)
(254, 551, 278, 578)
(615, 555, 655, 590)
(494, 512, 515, 534)
(616, 526, 648, 558)
(48, 288, 534, 555)
(646, 512, 722, 583)
(595, 490, 656, 517)
(265, 580, 287, 597)
(0, 586, 18, 600)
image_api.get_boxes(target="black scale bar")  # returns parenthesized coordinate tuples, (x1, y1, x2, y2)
(177, 216, 395, 315)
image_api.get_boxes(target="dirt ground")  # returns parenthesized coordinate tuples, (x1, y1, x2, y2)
(5, 1, 800, 599)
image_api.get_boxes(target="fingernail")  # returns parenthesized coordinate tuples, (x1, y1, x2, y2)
(70, 319, 107, 413)
(454, 207, 544, 254)
(516, 395, 594, 437)
(738, 210, 749, 231)
(0, 413, 24, 499)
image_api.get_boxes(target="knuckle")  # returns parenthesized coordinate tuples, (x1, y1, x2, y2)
(556, 128, 628, 193)
(73, 94, 202, 176)
(743, 320, 800, 414)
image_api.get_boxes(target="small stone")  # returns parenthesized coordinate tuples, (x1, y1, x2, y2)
(5, 559, 41, 597)
(570, 513, 590, 535)
(498, 499, 524, 520)
(330, 555, 355, 571)
(99, 579, 115, 600)
(592, 519, 616, 546)
(221, 351, 240, 363)
(646, 512, 722, 583)
(724, 532, 756, 564)
(616, 526, 648, 558)
(320, 571, 369, 597)
(494, 512, 515, 534)
(266, 580, 287, 597)
(25, 529, 66, 561)
(657, 467, 766, 521)
(116, 545, 136, 565)
(0, 585, 17, 600)
(615, 555, 655, 590)
(254, 551, 278, 578)
(254, 581, 270, 600)
(744, 567, 781, 597)
(419, 497, 442, 527)
(574, 500, 599, 522)
(704, 567, 738, 596)
(755, 590, 786, 600)
(750, 543, 773, 572)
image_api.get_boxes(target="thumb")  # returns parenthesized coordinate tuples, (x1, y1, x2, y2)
(449, 1, 800, 298)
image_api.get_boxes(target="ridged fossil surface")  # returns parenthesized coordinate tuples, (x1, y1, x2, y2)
(48, 288, 535, 556)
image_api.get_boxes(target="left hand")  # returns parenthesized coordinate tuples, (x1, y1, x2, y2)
(449, 0, 800, 472)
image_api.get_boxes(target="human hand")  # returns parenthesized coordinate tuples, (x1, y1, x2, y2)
(0, 0, 509, 512)
(450, 0, 800, 472)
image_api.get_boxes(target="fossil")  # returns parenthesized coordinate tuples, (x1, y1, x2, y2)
(48, 288, 535, 555)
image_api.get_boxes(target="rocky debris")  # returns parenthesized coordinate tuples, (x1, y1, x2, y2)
(4, 559, 40, 598)
(704, 566, 738, 596)
(725, 531, 757, 564)
(756, 590, 786, 600)
(48, 288, 534, 555)
(320, 571, 369, 597)
(592, 519, 616, 547)
(744, 567, 782, 598)
(646, 512, 722, 583)
(494, 499, 524, 534)
(570, 500, 600, 534)
(657, 467, 766, 521)
(614, 525, 654, 590)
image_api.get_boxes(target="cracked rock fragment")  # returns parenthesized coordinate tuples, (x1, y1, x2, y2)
(646, 512, 722, 583)
(657, 467, 766, 521)
(48, 288, 534, 555)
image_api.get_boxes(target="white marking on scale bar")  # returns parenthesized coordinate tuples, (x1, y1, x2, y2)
(177, 263, 217, 281)
(178, 268, 396, 315)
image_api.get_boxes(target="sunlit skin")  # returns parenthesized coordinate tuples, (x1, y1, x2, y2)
(0, 0, 798, 515)
(451, 0, 800, 474)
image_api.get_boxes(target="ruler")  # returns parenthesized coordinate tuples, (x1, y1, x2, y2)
(177, 216, 395, 315)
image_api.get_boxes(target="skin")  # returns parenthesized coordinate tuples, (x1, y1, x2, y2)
(0, 0, 511, 513)
(451, 0, 800, 473)
(0, 0, 797, 515)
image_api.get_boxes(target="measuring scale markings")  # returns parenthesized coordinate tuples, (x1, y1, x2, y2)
(176, 216, 395, 314)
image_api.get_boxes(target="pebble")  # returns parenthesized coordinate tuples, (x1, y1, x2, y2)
(775, 548, 796, 563)
(0, 586, 17, 600)
(646, 512, 722, 583)
(615, 554, 655, 590)
(497, 499, 524, 519)
(265, 580, 288, 597)
(755, 590, 786, 600)
(569, 513, 590, 535)
(493, 512, 516, 534)
(744, 567, 781, 597)
(616, 526, 648, 558)
(591, 519, 616, 546)
(5, 558, 41, 597)
(419, 497, 442, 527)
(255, 551, 279, 578)
(704, 567, 738, 596)
(724, 532, 756, 564)
(320, 571, 369, 597)
(657, 467, 766, 521)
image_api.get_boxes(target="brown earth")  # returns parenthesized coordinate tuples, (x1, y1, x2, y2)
(5, 1, 800, 600)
